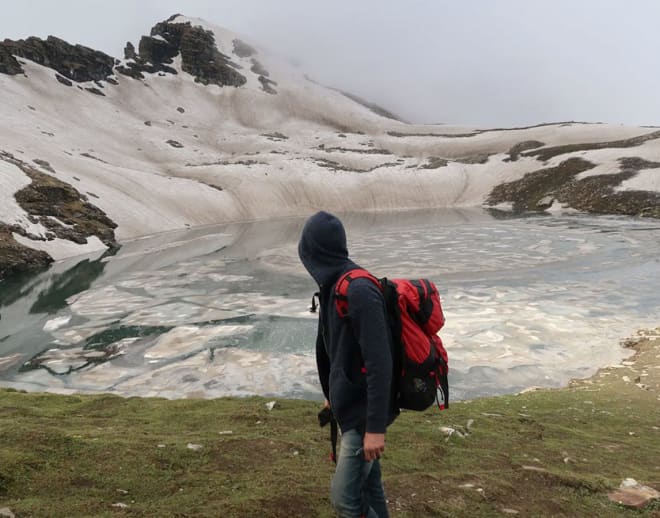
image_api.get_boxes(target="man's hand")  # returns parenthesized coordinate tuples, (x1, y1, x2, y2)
(318, 400, 333, 427)
(363, 432, 385, 462)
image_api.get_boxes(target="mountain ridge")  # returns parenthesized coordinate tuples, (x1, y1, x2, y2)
(1, 14, 659, 280)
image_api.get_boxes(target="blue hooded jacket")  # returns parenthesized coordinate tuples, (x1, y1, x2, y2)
(298, 211, 396, 434)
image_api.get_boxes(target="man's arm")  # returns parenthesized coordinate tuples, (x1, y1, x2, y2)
(347, 278, 392, 458)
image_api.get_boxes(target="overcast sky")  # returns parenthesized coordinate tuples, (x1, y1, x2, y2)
(2, 0, 660, 127)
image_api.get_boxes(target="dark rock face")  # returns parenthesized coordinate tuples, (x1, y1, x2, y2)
(2, 16, 248, 91)
(505, 140, 545, 162)
(487, 156, 660, 217)
(521, 130, 660, 162)
(455, 154, 491, 165)
(0, 46, 23, 75)
(55, 74, 73, 86)
(0, 152, 118, 281)
(250, 59, 269, 77)
(115, 19, 247, 88)
(258, 75, 277, 94)
(14, 173, 118, 246)
(33, 159, 56, 173)
(139, 35, 179, 66)
(177, 24, 246, 87)
(233, 39, 256, 58)
(85, 87, 105, 96)
(340, 90, 404, 122)
(0, 223, 53, 280)
(488, 158, 595, 211)
(124, 41, 136, 60)
(560, 157, 660, 218)
(0, 36, 115, 82)
(420, 157, 449, 169)
(115, 32, 179, 79)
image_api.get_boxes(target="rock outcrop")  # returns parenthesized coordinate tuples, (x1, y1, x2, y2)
(7, 153, 117, 247)
(487, 156, 660, 217)
(116, 18, 246, 88)
(0, 223, 53, 280)
(340, 91, 404, 122)
(0, 46, 23, 75)
(0, 152, 118, 281)
(0, 36, 115, 82)
(123, 41, 136, 60)
(1, 15, 247, 90)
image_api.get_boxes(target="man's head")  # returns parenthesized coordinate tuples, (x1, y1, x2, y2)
(298, 211, 350, 286)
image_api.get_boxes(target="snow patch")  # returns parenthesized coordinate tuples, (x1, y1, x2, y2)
(43, 315, 72, 332)
(616, 168, 660, 192)
(13, 233, 107, 261)
(0, 160, 31, 223)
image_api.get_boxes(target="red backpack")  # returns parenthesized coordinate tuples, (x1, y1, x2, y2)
(334, 269, 449, 411)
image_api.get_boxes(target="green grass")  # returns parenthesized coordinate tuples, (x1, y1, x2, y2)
(1, 333, 659, 517)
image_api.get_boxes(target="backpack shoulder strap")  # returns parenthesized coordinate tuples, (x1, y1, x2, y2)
(334, 268, 381, 318)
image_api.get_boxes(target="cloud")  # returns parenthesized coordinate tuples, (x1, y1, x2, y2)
(2, 0, 659, 126)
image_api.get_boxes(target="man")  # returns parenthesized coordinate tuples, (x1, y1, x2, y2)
(298, 211, 397, 518)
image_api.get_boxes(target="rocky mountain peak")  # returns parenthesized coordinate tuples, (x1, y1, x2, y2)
(0, 35, 115, 82)
(0, 15, 252, 89)
(123, 41, 136, 60)
(110, 16, 249, 88)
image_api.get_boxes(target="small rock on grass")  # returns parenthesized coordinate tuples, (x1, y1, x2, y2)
(440, 426, 463, 439)
(608, 478, 660, 509)
(187, 443, 203, 451)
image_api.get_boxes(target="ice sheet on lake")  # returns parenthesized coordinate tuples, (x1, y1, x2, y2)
(144, 325, 253, 360)
(68, 286, 156, 318)
(7, 348, 318, 400)
(121, 302, 237, 327)
(113, 348, 318, 399)
(1, 211, 659, 401)
(43, 315, 72, 332)
(0, 354, 23, 372)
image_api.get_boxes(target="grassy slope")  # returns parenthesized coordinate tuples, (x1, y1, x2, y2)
(1, 331, 659, 518)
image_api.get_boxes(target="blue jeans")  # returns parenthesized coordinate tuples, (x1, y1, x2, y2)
(330, 429, 389, 518)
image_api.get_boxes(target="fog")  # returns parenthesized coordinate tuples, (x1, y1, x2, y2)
(2, 0, 660, 127)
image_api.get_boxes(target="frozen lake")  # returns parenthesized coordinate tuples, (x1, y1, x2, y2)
(0, 209, 658, 401)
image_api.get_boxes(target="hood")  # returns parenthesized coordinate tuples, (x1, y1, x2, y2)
(298, 211, 357, 287)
